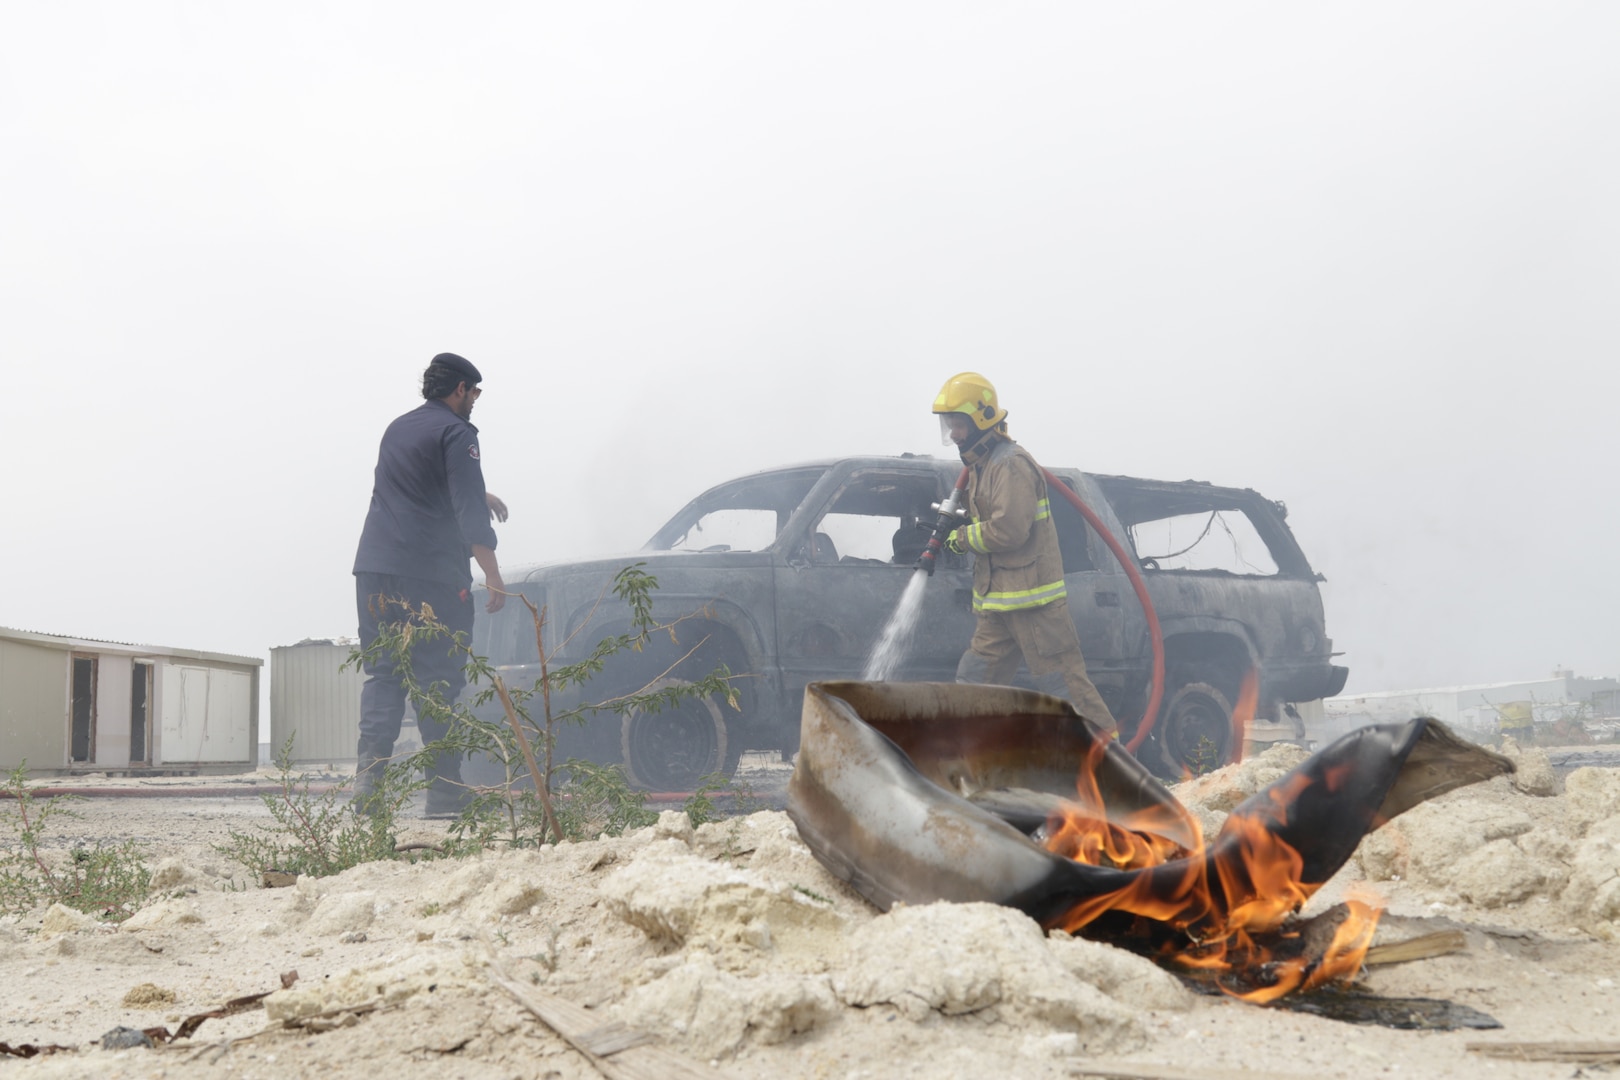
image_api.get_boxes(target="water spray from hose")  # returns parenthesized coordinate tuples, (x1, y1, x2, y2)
(862, 479, 971, 680)
(863, 572, 929, 680)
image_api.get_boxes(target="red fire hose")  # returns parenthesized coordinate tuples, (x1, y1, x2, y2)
(950, 466, 1166, 750)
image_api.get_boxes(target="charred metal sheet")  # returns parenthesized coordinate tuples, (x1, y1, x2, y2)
(787, 681, 1146, 923)
(787, 680, 1513, 934)
(1275, 989, 1502, 1030)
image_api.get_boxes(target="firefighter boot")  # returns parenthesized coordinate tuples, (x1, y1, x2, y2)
(351, 740, 392, 818)
(424, 754, 473, 819)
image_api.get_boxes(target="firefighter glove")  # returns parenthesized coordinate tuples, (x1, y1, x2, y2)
(945, 529, 967, 556)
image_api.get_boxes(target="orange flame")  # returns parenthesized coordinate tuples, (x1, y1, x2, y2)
(1044, 666, 1382, 1001)
(1230, 665, 1259, 765)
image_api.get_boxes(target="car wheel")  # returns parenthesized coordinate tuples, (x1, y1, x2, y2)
(1155, 681, 1236, 777)
(620, 676, 733, 791)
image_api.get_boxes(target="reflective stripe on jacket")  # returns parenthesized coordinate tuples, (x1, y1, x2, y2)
(963, 437, 1067, 612)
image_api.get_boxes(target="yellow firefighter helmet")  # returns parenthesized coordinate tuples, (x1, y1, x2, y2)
(932, 372, 1008, 431)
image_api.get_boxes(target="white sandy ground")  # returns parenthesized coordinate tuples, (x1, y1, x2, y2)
(1, 743, 1617, 1080)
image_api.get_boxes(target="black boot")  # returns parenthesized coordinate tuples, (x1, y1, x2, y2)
(424, 754, 473, 819)
(351, 740, 392, 818)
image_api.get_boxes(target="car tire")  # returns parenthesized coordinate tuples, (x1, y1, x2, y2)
(1154, 680, 1237, 778)
(620, 676, 738, 791)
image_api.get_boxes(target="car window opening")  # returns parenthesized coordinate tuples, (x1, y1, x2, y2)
(811, 473, 943, 566)
(650, 469, 824, 553)
(1130, 509, 1279, 576)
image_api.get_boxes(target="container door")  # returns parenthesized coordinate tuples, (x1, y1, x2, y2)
(130, 661, 153, 765)
(69, 654, 97, 764)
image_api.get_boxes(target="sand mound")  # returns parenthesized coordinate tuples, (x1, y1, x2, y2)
(1, 754, 1617, 1079)
(1352, 766, 1620, 940)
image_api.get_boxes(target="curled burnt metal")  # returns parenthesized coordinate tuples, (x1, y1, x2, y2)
(787, 681, 1514, 1000)
(786, 681, 1174, 923)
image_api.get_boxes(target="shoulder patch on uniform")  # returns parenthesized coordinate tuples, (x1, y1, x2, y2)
(468, 442, 480, 459)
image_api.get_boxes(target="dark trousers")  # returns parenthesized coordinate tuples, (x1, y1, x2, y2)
(355, 572, 476, 752)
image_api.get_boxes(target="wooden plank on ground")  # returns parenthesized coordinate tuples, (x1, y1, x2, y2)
(1363, 930, 1467, 967)
(1069, 1066, 1312, 1080)
(488, 969, 724, 1080)
(1467, 1041, 1620, 1064)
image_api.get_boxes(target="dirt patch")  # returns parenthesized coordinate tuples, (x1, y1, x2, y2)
(119, 983, 176, 1009)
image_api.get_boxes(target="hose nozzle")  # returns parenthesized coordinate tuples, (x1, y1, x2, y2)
(913, 488, 969, 576)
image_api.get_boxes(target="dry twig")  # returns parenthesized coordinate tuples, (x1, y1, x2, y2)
(1467, 1041, 1620, 1064)
(487, 962, 722, 1080)
(1363, 930, 1468, 967)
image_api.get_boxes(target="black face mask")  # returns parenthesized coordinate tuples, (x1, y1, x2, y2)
(957, 426, 1001, 465)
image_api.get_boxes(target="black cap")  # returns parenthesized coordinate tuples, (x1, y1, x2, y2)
(431, 352, 483, 385)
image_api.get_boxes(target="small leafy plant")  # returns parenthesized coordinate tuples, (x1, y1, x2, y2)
(682, 771, 765, 828)
(680, 772, 731, 829)
(0, 764, 152, 921)
(1185, 734, 1221, 777)
(214, 737, 415, 879)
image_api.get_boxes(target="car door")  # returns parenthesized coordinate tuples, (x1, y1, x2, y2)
(1045, 470, 1137, 715)
(773, 463, 976, 702)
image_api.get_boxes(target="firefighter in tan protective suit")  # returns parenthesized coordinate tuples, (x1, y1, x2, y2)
(934, 372, 1121, 740)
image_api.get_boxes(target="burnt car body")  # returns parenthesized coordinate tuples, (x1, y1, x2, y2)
(471, 455, 1348, 786)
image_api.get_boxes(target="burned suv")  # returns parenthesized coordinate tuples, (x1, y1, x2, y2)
(472, 455, 1347, 785)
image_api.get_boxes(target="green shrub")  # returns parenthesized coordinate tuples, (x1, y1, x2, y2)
(0, 764, 152, 921)
(214, 738, 416, 879)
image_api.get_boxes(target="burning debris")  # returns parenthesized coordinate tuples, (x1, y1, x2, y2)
(786, 680, 1514, 1003)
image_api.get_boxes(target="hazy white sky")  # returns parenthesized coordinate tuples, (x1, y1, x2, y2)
(3, 2, 1616, 695)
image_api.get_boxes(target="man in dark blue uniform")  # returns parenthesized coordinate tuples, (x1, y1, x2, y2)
(352, 352, 507, 816)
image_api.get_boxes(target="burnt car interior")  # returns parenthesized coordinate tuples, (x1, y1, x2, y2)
(1094, 476, 1312, 578)
(652, 466, 1120, 577)
(806, 470, 960, 568)
(649, 469, 825, 553)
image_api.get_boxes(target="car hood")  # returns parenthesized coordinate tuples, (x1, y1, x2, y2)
(503, 548, 776, 587)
